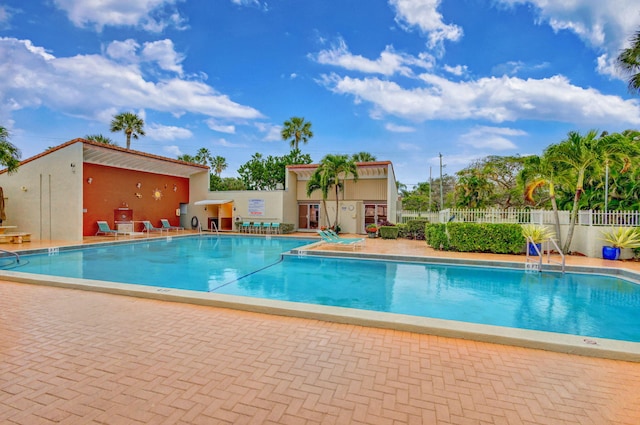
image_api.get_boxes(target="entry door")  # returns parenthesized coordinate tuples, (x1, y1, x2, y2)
(298, 204, 320, 230)
(363, 203, 387, 231)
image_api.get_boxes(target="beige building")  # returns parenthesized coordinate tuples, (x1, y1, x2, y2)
(0, 139, 398, 241)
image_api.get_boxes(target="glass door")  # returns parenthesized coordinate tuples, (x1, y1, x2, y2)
(363, 203, 387, 232)
(298, 204, 320, 230)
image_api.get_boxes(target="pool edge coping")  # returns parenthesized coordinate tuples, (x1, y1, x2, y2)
(2, 235, 640, 362)
(2, 268, 639, 363)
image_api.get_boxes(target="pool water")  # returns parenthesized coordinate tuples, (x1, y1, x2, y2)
(10, 236, 640, 343)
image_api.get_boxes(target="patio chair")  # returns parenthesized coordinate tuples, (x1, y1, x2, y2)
(95, 221, 125, 238)
(271, 222, 281, 234)
(252, 222, 263, 234)
(317, 230, 364, 250)
(160, 218, 183, 232)
(142, 220, 168, 236)
(241, 221, 251, 233)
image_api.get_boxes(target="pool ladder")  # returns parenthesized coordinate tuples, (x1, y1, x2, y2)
(525, 237, 565, 273)
(0, 248, 21, 268)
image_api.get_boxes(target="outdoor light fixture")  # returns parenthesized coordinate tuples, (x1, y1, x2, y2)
(70, 163, 76, 173)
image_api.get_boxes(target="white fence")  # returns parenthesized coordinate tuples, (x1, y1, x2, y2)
(397, 208, 640, 227)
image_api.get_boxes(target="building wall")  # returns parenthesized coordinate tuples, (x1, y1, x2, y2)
(0, 143, 84, 241)
(83, 163, 190, 235)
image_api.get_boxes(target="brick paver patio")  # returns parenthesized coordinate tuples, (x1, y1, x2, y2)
(2, 280, 640, 424)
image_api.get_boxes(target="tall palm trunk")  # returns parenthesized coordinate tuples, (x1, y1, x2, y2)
(562, 170, 585, 254)
(549, 183, 562, 248)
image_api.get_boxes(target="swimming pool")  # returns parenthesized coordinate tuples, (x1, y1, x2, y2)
(6, 235, 640, 345)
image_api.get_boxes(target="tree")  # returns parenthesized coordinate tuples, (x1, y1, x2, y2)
(616, 29, 640, 94)
(546, 130, 634, 253)
(177, 154, 195, 163)
(281, 116, 313, 150)
(306, 154, 358, 229)
(85, 134, 118, 146)
(0, 126, 20, 173)
(211, 156, 228, 177)
(519, 154, 565, 247)
(401, 182, 432, 211)
(194, 148, 213, 167)
(210, 175, 245, 191)
(351, 151, 377, 162)
(109, 112, 145, 149)
(238, 149, 312, 190)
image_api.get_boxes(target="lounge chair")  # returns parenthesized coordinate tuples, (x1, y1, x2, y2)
(252, 222, 263, 233)
(142, 220, 167, 236)
(241, 222, 251, 233)
(317, 230, 364, 250)
(96, 221, 126, 238)
(326, 229, 365, 246)
(160, 219, 183, 232)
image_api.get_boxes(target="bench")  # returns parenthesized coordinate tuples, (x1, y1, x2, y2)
(0, 232, 31, 244)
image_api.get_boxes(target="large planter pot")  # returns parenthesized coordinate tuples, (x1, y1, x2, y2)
(527, 242, 542, 256)
(367, 232, 377, 238)
(602, 246, 621, 260)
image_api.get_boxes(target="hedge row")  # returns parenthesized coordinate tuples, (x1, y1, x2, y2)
(425, 222, 525, 254)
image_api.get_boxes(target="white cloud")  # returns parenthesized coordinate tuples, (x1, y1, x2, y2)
(254, 122, 281, 141)
(385, 123, 415, 133)
(141, 39, 184, 75)
(459, 126, 526, 150)
(496, 1, 640, 78)
(389, 0, 463, 51)
(105, 39, 140, 62)
(163, 144, 183, 157)
(0, 37, 263, 126)
(206, 119, 236, 134)
(52, 0, 186, 32)
(312, 38, 434, 76)
(214, 138, 248, 148)
(105, 39, 184, 75)
(443, 64, 467, 76)
(0, 5, 14, 30)
(320, 72, 640, 126)
(146, 123, 192, 141)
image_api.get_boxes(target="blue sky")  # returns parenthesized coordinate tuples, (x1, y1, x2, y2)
(1, 0, 640, 186)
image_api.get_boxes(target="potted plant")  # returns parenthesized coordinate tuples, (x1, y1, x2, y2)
(521, 224, 554, 256)
(600, 227, 640, 260)
(366, 223, 378, 238)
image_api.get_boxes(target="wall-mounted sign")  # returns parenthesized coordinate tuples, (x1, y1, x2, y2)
(248, 198, 265, 216)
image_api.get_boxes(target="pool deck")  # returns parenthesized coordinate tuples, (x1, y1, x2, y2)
(2, 233, 640, 424)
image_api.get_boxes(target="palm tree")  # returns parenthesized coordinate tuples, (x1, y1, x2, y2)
(177, 154, 195, 163)
(211, 156, 228, 177)
(85, 134, 117, 146)
(519, 154, 564, 247)
(616, 29, 640, 94)
(307, 154, 358, 229)
(109, 112, 145, 149)
(0, 126, 20, 173)
(546, 130, 634, 253)
(351, 152, 377, 162)
(281, 117, 313, 150)
(194, 148, 213, 167)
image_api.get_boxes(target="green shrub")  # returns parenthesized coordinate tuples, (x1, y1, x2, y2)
(396, 223, 408, 238)
(379, 226, 399, 239)
(405, 219, 429, 240)
(425, 223, 449, 250)
(447, 222, 524, 254)
(280, 223, 295, 234)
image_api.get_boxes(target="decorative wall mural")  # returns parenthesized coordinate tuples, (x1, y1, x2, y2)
(152, 188, 163, 201)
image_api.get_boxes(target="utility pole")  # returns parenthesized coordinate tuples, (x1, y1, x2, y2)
(428, 166, 432, 212)
(439, 153, 444, 210)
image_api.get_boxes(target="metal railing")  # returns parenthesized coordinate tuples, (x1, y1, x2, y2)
(525, 237, 565, 274)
